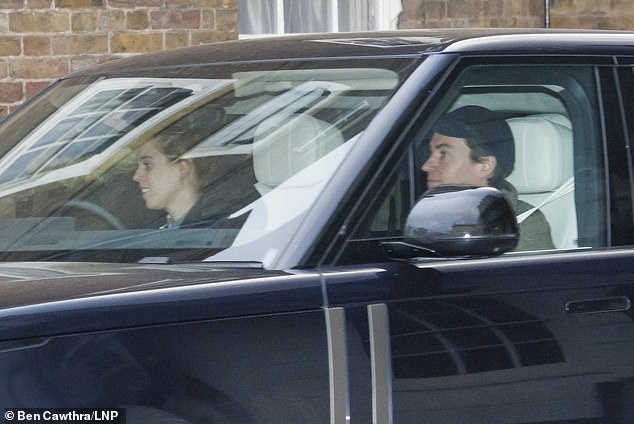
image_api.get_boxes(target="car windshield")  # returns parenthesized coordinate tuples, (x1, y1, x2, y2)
(0, 58, 418, 266)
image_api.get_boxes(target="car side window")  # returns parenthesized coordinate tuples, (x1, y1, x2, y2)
(348, 64, 608, 256)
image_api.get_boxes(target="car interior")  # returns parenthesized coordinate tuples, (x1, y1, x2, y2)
(506, 113, 576, 249)
(451, 85, 590, 252)
(0, 66, 400, 263)
(345, 65, 607, 261)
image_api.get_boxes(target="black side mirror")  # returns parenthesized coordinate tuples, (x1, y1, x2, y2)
(383, 185, 518, 259)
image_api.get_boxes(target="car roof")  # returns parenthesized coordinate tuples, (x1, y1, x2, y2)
(69, 29, 634, 77)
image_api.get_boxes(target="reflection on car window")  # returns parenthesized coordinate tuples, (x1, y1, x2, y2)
(0, 61, 414, 266)
(0, 78, 229, 189)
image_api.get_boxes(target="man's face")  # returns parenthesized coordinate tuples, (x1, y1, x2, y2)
(421, 133, 492, 189)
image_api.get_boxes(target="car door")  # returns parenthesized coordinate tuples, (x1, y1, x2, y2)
(0, 268, 333, 424)
(323, 57, 634, 423)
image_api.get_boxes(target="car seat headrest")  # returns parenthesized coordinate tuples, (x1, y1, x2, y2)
(507, 114, 573, 194)
(252, 114, 344, 194)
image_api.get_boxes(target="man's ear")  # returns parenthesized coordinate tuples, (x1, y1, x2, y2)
(479, 155, 497, 179)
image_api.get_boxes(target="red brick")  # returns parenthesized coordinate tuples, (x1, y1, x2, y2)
(10, 11, 69, 33)
(216, 8, 237, 31)
(109, 0, 160, 6)
(70, 55, 102, 72)
(201, 9, 215, 29)
(624, 15, 634, 31)
(424, 1, 445, 20)
(0, 1, 25, 9)
(0, 37, 21, 56)
(52, 34, 108, 55)
(0, 82, 24, 103)
(23, 36, 51, 56)
(611, 0, 634, 14)
(165, 31, 190, 49)
(191, 30, 236, 45)
(9, 58, 69, 79)
(527, 0, 544, 17)
(597, 16, 623, 30)
(127, 10, 149, 30)
(166, 0, 226, 7)
(99, 10, 126, 31)
(72, 11, 99, 32)
(25, 81, 52, 99)
(27, 0, 54, 8)
(111, 32, 163, 53)
(0, 14, 8, 33)
(150, 10, 201, 29)
(399, 0, 634, 30)
(446, 0, 468, 18)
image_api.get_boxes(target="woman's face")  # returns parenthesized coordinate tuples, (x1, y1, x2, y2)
(132, 141, 194, 219)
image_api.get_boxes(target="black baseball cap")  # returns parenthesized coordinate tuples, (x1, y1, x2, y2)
(433, 105, 515, 178)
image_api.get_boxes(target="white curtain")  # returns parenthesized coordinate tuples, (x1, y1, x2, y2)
(285, 0, 330, 33)
(372, 0, 402, 30)
(239, 0, 402, 36)
(238, 0, 278, 34)
(339, 0, 368, 32)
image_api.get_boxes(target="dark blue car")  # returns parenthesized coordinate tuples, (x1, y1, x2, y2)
(1, 29, 634, 423)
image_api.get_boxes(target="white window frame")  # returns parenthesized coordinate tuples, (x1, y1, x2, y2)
(238, 0, 402, 38)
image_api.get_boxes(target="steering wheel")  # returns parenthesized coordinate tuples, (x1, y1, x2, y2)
(52, 200, 126, 230)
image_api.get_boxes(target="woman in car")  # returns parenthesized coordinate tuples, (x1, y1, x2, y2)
(132, 131, 257, 229)
(133, 132, 206, 229)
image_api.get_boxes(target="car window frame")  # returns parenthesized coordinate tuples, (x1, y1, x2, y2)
(323, 54, 632, 267)
(614, 59, 634, 243)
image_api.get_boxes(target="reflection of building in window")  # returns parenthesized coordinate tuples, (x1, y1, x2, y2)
(0, 87, 191, 185)
(387, 298, 565, 378)
(0, 78, 230, 196)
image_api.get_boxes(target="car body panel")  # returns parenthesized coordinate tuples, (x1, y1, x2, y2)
(0, 263, 323, 339)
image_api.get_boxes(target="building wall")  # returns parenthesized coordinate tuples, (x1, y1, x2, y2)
(400, 0, 634, 31)
(0, 0, 238, 117)
(2, 0, 634, 117)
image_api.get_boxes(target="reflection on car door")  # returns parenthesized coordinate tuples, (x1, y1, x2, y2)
(326, 250, 634, 423)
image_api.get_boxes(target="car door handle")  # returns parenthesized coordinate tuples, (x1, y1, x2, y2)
(565, 296, 631, 314)
(0, 337, 49, 353)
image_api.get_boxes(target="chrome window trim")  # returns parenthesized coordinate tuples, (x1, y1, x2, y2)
(325, 307, 350, 424)
(368, 303, 393, 424)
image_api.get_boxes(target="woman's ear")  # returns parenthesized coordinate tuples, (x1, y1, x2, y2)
(177, 159, 195, 179)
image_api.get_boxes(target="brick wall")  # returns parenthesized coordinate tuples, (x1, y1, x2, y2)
(0, 0, 238, 118)
(400, 0, 634, 31)
(548, 0, 634, 29)
(3, 1, 634, 118)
